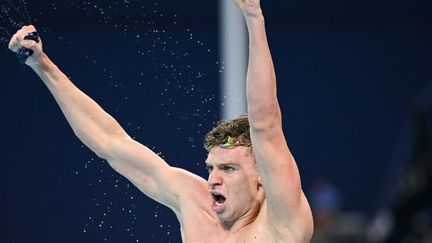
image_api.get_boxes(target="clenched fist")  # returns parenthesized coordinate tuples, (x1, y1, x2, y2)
(9, 25, 44, 66)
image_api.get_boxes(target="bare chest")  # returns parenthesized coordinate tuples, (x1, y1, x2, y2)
(179, 214, 291, 243)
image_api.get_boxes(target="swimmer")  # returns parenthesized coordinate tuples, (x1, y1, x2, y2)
(8, 0, 313, 242)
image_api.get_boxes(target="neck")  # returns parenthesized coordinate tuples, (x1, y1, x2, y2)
(219, 191, 265, 235)
(220, 211, 256, 233)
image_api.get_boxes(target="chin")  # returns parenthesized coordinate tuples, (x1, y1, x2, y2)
(219, 216, 237, 229)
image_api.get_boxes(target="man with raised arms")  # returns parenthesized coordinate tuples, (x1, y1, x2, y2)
(8, 0, 313, 242)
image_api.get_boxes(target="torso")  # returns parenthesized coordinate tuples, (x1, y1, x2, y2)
(177, 201, 300, 243)
(173, 180, 312, 243)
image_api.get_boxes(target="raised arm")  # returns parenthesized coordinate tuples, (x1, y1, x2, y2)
(234, 0, 313, 240)
(8, 25, 207, 213)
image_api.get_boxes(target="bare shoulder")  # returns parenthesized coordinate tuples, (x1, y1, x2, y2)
(170, 168, 213, 214)
(170, 168, 223, 243)
(171, 168, 209, 201)
(249, 195, 314, 243)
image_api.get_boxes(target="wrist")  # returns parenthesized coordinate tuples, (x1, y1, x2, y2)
(29, 53, 52, 72)
(243, 6, 263, 18)
(245, 13, 265, 27)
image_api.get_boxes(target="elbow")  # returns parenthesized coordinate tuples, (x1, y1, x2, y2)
(84, 138, 111, 160)
(73, 130, 115, 160)
(92, 135, 126, 160)
(93, 146, 110, 160)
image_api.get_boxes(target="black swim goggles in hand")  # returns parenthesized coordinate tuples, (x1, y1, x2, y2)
(17, 31, 40, 65)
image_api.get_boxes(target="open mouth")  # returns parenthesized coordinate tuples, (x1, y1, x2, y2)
(211, 192, 226, 205)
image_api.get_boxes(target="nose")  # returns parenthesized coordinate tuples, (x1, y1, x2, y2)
(208, 169, 222, 189)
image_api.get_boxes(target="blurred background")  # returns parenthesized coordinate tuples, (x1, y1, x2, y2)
(0, 0, 431, 242)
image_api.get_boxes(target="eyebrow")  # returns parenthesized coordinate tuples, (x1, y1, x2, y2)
(205, 162, 238, 168)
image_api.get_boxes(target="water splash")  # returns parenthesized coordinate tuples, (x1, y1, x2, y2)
(4, 0, 218, 241)
(0, 25, 11, 45)
(66, 0, 219, 149)
(0, 0, 33, 46)
(77, 155, 142, 242)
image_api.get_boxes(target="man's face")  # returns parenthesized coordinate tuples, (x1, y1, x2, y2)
(205, 146, 261, 223)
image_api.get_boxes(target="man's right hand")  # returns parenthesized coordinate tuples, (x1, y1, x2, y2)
(8, 25, 44, 67)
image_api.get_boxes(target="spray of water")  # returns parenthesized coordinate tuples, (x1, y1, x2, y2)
(0, 0, 34, 49)
(3, 1, 218, 241)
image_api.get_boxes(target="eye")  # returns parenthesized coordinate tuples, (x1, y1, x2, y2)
(222, 166, 235, 172)
(205, 165, 213, 173)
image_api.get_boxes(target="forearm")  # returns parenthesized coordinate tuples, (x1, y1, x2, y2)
(31, 54, 128, 157)
(245, 14, 281, 131)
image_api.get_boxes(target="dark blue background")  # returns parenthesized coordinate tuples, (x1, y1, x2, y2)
(1, 0, 432, 242)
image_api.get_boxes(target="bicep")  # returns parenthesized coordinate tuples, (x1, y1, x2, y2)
(102, 137, 205, 212)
